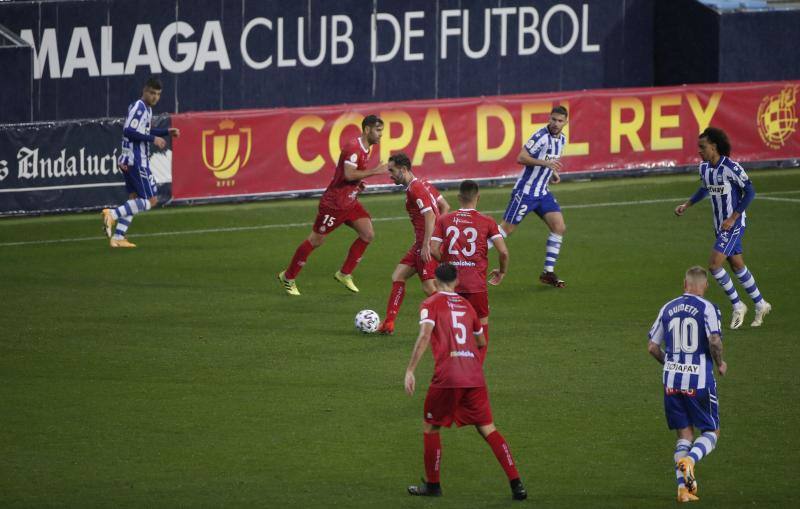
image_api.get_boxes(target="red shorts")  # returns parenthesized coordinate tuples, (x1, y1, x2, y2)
(424, 386, 493, 427)
(459, 291, 489, 319)
(313, 201, 371, 235)
(399, 243, 437, 281)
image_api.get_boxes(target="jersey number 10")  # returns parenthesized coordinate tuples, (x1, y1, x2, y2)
(667, 317, 699, 354)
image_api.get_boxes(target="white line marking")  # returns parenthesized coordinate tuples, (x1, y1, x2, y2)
(1, 191, 798, 248)
(759, 196, 800, 203)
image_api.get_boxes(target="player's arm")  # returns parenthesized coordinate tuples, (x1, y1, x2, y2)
(721, 178, 755, 230)
(488, 235, 509, 286)
(516, 147, 561, 171)
(405, 322, 433, 395)
(430, 219, 444, 262)
(675, 186, 708, 216)
(420, 210, 436, 263)
(708, 333, 727, 376)
(151, 127, 180, 138)
(647, 341, 665, 365)
(343, 160, 389, 181)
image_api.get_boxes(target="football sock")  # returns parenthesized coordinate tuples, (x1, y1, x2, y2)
(285, 240, 315, 280)
(111, 198, 151, 220)
(112, 216, 133, 240)
(423, 432, 442, 484)
(543, 233, 562, 272)
(384, 281, 405, 323)
(688, 431, 718, 464)
(674, 439, 692, 488)
(734, 266, 765, 305)
(711, 268, 742, 306)
(485, 431, 520, 481)
(340, 238, 369, 275)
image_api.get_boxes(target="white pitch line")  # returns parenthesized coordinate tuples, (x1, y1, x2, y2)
(0, 192, 797, 248)
(759, 196, 800, 203)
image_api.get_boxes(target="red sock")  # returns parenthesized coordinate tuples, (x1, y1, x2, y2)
(340, 238, 369, 275)
(285, 240, 315, 279)
(485, 430, 520, 481)
(424, 432, 442, 483)
(384, 281, 406, 323)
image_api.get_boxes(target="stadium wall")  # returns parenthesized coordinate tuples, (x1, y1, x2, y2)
(1, 81, 797, 215)
(0, 0, 653, 123)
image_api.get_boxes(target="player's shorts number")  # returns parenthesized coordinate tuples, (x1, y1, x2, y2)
(668, 317, 699, 353)
(517, 204, 528, 216)
(451, 311, 467, 344)
(322, 214, 336, 227)
(446, 226, 478, 257)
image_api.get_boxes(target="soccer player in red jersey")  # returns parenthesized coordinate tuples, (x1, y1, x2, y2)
(278, 115, 388, 296)
(377, 152, 450, 335)
(404, 263, 527, 500)
(430, 180, 509, 356)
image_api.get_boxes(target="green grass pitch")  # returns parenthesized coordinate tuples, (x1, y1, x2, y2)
(1, 169, 798, 508)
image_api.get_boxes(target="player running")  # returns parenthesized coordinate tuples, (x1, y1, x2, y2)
(430, 180, 508, 358)
(278, 115, 388, 296)
(404, 263, 527, 501)
(674, 127, 771, 329)
(647, 266, 727, 503)
(378, 153, 450, 335)
(102, 77, 179, 248)
(500, 105, 568, 288)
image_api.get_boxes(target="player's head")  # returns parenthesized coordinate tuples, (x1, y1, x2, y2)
(142, 76, 163, 107)
(683, 265, 709, 296)
(457, 179, 480, 207)
(388, 152, 413, 185)
(362, 115, 384, 145)
(698, 127, 731, 161)
(435, 263, 459, 290)
(548, 105, 569, 135)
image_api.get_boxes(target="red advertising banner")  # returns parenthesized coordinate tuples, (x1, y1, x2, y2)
(171, 81, 799, 200)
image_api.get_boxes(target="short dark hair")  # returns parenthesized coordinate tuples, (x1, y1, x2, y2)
(389, 152, 411, 171)
(458, 179, 479, 201)
(362, 115, 383, 130)
(699, 127, 731, 156)
(551, 105, 568, 117)
(435, 263, 458, 283)
(145, 77, 163, 90)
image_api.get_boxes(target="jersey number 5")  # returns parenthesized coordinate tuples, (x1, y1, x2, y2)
(667, 317, 699, 354)
(446, 226, 478, 257)
(451, 311, 467, 345)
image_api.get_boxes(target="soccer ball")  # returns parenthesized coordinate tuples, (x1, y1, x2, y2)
(355, 309, 380, 334)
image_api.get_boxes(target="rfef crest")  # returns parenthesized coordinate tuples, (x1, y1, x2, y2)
(202, 119, 252, 183)
(757, 85, 798, 150)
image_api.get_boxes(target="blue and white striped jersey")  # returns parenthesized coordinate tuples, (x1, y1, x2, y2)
(649, 294, 722, 391)
(512, 126, 566, 198)
(119, 99, 153, 169)
(699, 156, 750, 231)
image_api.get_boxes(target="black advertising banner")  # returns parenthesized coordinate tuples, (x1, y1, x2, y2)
(0, 115, 171, 215)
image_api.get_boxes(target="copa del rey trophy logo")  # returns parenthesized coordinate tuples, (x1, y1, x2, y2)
(757, 85, 798, 150)
(202, 119, 252, 187)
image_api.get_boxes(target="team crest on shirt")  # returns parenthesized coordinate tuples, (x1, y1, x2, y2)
(202, 119, 253, 185)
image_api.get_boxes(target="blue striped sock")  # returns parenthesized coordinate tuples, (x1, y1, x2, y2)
(543, 233, 562, 272)
(711, 268, 741, 306)
(689, 432, 718, 464)
(674, 439, 692, 488)
(114, 198, 151, 219)
(112, 216, 133, 240)
(734, 266, 764, 304)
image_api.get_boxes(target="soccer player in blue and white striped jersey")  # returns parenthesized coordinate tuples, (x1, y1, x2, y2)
(101, 77, 179, 248)
(675, 127, 771, 329)
(648, 266, 727, 503)
(500, 105, 568, 288)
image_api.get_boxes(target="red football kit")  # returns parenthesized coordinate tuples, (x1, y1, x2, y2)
(313, 137, 373, 234)
(419, 291, 491, 427)
(399, 178, 442, 280)
(432, 209, 503, 318)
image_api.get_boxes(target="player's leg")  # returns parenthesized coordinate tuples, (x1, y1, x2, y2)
(539, 203, 566, 287)
(665, 390, 699, 501)
(728, 252, 771, 327)
(335, 204, 374, 292)
(379, 262, 417, 334)
(708, 236, 747, 328)
(678, 386, 721, 499)
(467, 388, 526, 500)
(279, 230, 327, 296)
(106, 167, 156, 247)
(408, 388, 454, 497)
(674, 427, 699, 502)
(500, 191, 530, 237)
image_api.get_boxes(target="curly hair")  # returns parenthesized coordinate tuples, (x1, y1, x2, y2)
(699, 127, 731, 156)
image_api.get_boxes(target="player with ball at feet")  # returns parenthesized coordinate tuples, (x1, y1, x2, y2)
(404, 263, 527, 501)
